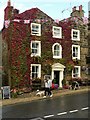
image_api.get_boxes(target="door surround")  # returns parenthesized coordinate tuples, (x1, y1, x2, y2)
(51, 63, 65, 88)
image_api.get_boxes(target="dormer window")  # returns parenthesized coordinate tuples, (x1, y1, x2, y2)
(52, 26, 62, 38)
(71, 29, 80, 41)
(31, 23, 41, 36)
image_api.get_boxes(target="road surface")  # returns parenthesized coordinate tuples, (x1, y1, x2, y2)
(2, 91, 90, 119)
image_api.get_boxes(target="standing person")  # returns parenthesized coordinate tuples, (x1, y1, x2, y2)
(43, 79, 49, 98)
(43, 77, 53, 98)
(48, 77, 53, 97)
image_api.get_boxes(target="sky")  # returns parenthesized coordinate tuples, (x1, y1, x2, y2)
(0, 0, 90, 31)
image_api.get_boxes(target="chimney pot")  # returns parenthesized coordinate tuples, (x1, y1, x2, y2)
(72, 6, 76, 12)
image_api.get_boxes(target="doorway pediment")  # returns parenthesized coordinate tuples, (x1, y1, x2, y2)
(52, 63, 65, 70)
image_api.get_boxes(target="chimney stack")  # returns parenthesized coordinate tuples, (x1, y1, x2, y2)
(71, 5, 84, 18)
(7, 0, 11, 6)
(79, 5, 82, 11)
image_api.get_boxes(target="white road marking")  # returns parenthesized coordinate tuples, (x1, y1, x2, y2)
(69, 109, 78, 113)
(57, 112, 67, 116)
(44, 114, 54, 118)
(30, 117, 44, 120)
(43, 106, 89, 118)
(81, 107, 89, 111)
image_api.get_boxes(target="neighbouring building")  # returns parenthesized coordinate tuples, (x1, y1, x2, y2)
(0, 31, 2, 87)
(86, 1, 90, 78)
(2, 0, 88, 90)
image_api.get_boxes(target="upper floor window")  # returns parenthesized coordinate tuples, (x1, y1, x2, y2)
(72, 45, 80, 60)
(71, 29, 80, 41)
(72, 66, 80, 78)
(31, 64, 41, 79)
(31, 41, 41, 57)
(52, 26, 62, 38)
(52, 43, 62, 59)
(31, 23, 41, 36)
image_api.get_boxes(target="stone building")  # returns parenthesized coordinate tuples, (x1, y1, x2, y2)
(86, 1, 90, 79)
(2, 0, 89, 90)
(70, 5, 88, 79)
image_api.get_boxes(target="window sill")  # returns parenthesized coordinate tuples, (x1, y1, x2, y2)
(53, 56, 62, 59)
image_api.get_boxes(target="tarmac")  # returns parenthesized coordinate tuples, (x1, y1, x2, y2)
(0, 86, 90, 106)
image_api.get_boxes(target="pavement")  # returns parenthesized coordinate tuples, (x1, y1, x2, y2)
(0, 86, 90, 106)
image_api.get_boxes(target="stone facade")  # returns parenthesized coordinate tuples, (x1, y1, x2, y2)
(2, 1, 89, 89)
(70, 5, 88, 80)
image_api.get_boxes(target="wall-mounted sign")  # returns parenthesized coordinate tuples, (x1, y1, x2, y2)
(3, 86, 10, 99)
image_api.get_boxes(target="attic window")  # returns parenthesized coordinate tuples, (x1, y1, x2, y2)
(31, 23, 41, 36)
(71, 29, 80, 41)
(52, 26, 62, 38)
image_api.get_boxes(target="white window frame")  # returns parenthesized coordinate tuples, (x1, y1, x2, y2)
(72, 66, 81, 78)
(30, 64, 41, 79)
(31, 23, 41, 36)
(71, 29, 80, 41)
(52, 43, 62, 59)
(52, 26, 62, 38)
(72, 45, 80, 60)
(31, 41, 41, 57)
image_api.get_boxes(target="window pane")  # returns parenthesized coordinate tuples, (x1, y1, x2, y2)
(36, 66, 38, 72)
(32, 66, 35, 72)
(32, 43, 35, 48)
(73, 47, 78, 57)
(54, 45, 59, 50)
(32, 43, 38, 48)
(32, 66, 39, 79)
(57, 51, 60, 56)
(32, 49, 37, 53)
(73, 31, 78, 39)
(73, 67, 79, 77)
(32, 43, 39, 54)
(54, 50, 59, 56)
(54, 45, 60, 56)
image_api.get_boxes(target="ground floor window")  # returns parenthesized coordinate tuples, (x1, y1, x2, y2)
(31, 64, 41, 79)
(72, 66, 80, 78)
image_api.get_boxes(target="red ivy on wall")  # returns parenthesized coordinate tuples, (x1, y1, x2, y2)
(2, 7, 80, 88)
